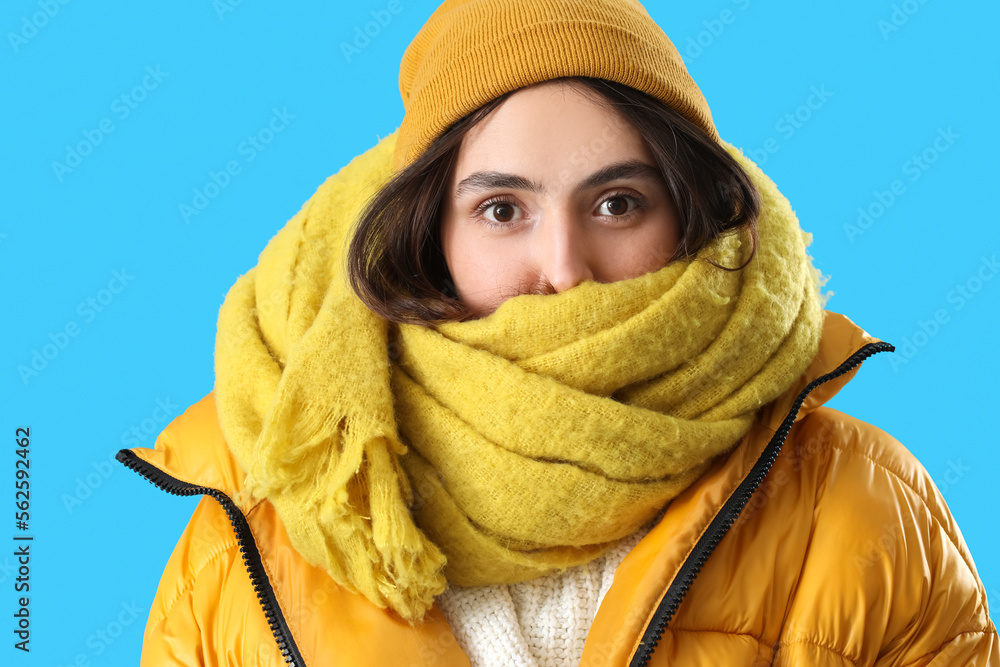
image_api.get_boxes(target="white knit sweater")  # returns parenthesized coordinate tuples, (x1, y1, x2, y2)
(436, 525, 652, 667)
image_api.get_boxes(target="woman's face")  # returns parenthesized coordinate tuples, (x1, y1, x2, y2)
(439, 80, 681, 318)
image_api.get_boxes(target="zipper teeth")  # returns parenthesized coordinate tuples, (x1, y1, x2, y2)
(629, 341, 894, 667)
(116, 450, 307, 667)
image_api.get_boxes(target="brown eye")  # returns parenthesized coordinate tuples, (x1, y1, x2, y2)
(599, 194, 638, 217)
(491, 203, 515, 222)
(605, 197, 629, 215)
(479, 199, 521, 226)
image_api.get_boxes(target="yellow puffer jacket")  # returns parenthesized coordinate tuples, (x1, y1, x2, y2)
(118, 310, 998, 666)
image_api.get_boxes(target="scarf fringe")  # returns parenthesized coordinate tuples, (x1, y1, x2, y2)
(252, 405, 448, 619)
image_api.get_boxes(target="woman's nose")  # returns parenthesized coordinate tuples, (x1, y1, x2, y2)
(534, 211, 594, 293)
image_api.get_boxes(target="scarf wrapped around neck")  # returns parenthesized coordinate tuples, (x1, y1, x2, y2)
(213, 130, 828, 622)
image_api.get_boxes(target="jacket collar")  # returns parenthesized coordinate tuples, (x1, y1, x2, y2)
(762, 308, 885, 432)
(123, 388, 250, 508)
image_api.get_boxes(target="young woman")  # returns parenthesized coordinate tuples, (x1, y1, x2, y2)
(117, 0, 998, 665)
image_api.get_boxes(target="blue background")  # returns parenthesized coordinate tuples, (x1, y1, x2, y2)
(4, 0, 998, 663)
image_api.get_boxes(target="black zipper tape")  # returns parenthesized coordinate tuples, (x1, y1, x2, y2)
(629, 341, 894, 666)
(116, 449, 307, 667)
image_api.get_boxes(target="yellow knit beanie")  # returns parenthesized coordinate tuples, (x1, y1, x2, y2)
(392, 0, 720, 172)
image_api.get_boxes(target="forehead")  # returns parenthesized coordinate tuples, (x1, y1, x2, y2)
(451, 81, 650, 180)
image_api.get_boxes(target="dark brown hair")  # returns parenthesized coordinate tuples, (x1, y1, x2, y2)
(346, 76, 760, 326)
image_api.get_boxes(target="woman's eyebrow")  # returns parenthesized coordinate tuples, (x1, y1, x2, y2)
(453, 160, 662, 198)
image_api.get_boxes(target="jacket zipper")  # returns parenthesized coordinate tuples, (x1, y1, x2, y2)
(116, 449, 308, 667)
(628, 341, 894, 667)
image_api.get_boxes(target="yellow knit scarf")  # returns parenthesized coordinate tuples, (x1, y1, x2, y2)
(213, 130, 828, 622)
